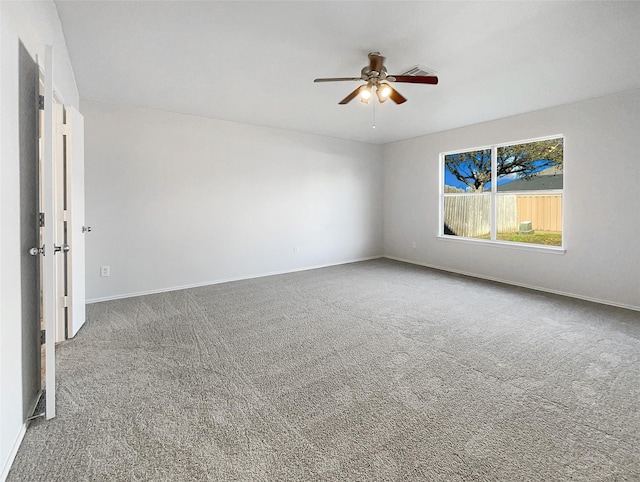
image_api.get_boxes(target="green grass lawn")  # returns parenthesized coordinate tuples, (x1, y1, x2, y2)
(479, 231, 562, 246)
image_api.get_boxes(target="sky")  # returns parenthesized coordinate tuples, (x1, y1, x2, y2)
(444, 157, 560, 192)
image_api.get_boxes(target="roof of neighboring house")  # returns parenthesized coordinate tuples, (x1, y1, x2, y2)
(497, 166, 563, 192)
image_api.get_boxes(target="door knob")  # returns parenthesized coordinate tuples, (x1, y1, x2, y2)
(29, 246, 44, 256)
(82, 226, 92, 233)
(54, 244, 70, 254)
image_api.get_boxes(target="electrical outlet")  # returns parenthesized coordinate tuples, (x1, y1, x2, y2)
(100, 266, 110, 277)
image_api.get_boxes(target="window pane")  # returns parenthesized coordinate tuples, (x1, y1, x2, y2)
(444, 149, 492, 193)
(443, 194, 490, 239)
(441, 137, 563, 248)
(497, 138, 563, 192)
(496, 193, 562, 246)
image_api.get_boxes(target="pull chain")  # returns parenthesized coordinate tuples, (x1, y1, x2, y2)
(372, 103, 376, 129)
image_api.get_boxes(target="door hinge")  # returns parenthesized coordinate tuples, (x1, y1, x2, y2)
(38, 95, 45, 110)
(40, 329, 46, 345)
(39, 212, 45, 227)
(57, 123, 70, 136)
(62, 210, 70, 222)
(62, 296, 69, 308)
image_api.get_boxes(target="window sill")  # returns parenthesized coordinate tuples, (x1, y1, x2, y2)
(436, 235, 566, 254)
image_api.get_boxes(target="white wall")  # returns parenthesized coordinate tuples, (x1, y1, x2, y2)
(83, 100, 383, 301)
(0, 19, 23, 482)
(0, 2, 78, 479)
(383, 89, 640, 310)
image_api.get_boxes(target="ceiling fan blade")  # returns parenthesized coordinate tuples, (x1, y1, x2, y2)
(314, 77, 362, 83)
(390, 75, 438, 85)
(387, 85, 407, 104)
(338, 86, 363, 105)
(368, 52, 385, 75)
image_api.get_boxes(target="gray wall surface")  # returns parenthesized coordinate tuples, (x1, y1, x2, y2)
(383, 89, 640, 310)
(82, 100, 384, 301)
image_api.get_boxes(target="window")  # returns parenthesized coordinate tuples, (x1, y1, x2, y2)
(441, 136, 563, 248)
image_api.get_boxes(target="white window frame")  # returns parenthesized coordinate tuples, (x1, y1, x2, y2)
(438, 134, 565, 253)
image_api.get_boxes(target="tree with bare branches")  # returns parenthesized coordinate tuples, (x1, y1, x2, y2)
(444, 138, 563, 192)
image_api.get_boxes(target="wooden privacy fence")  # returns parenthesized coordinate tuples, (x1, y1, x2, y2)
(516, 194, 562, 232)
(444, 194, 562, 237)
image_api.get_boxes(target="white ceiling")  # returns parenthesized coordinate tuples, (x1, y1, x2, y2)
(55, 1, 640, 144)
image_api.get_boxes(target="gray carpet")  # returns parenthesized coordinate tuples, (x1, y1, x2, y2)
(8, 259, 640, 481)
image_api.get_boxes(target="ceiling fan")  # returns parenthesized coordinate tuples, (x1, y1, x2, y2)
(314, 52, 438, 105)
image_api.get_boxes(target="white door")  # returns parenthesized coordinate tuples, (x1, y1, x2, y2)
(66, 106, 86, 337)
(54, 98, 66, 342)
(20, 38, 42, 420)
(53, 102, 86, 341)
(42, 45, 56, 419)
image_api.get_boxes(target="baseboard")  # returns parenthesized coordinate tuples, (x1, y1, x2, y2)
(384, 256, 640, 312)
(87, 255, 384, 303)
(0, 423, 27, 482)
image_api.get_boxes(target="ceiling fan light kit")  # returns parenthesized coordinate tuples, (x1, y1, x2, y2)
(314, 52, 438, 105)
(357, 83, 393, 105)
(360, 85, 372, 103)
